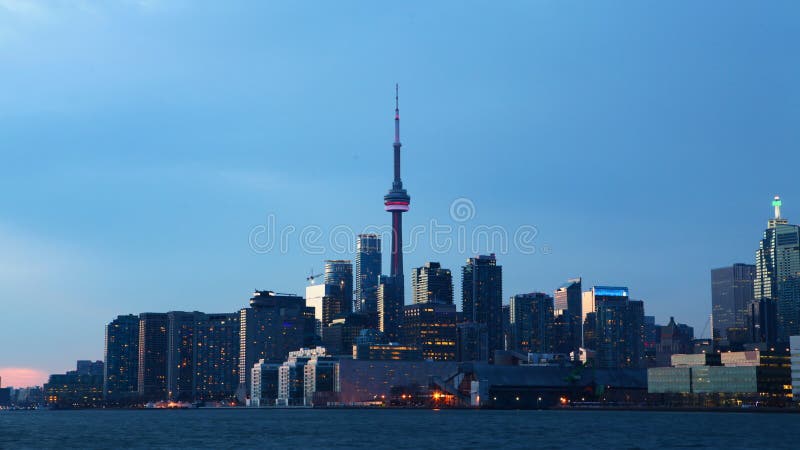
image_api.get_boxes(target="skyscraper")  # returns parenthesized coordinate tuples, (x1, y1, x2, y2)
(711, 264, 756, 347)
(167, 311, 201, 401)
(383, 85, 411, 303)
(509, 292, 554, 354)
(554, 277, 582, 354)
(193, 313, 240, 402)
(411, 262, 454, 304)
(378, 275, 404, 342)
(138, 312, 169, 401)
(754, 196, 800, 342)
(355, 234, 382, 315)
(306, 283, 346, 336)
(462, 254, 503, 361)
(324, 260, 353, 315)
(237, 291, 315, 401)
(587, 287, 645, 369)
(104, 314, 139, 404)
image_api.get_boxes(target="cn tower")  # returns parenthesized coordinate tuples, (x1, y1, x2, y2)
(384, 84, 411, 283)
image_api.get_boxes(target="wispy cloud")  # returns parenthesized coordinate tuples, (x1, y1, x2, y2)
(0, 367, 49, 387)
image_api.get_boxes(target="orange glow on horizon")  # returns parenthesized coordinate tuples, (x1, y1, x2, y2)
(0, 367, 49, 387)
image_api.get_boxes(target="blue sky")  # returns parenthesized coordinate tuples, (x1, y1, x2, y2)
(1, 0, 799, 384)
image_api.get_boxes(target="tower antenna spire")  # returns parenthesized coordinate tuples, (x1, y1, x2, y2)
(394, 84, 400, 144)
(773, 195, 782, 219)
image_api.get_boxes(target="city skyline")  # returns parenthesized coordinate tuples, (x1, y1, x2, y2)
(2, 1, 800, 386)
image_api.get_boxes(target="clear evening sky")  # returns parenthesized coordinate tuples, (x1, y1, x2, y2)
(1, 1, 799, 386)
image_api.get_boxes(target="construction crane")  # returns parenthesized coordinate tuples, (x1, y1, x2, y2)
(306, 269, 323, 285)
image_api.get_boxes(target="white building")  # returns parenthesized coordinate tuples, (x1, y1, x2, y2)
(277, 347, 331, 406)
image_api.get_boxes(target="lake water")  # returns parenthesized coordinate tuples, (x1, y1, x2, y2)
(0, 409, 796, 449)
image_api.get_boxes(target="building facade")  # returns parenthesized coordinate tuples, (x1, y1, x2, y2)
(586, 287, 645, 369)
(306, 283, 346, 336)
(238, 291, 316, 401)
(138, 312, 169, 401)
(167, 311, 201, 401)
(194, 313, 240, 401)
(104, 314, 139, 404)
(510, 293, 555, 354)
(402, 302, 457, 360)
(711, 264, 756, 348)
(411, 262, 454, 305)
(355, 234, 382, 315)
(324, 260, 353, 315)
(554, 278, 582, 355)
(378, 275, 404, 342)
(462, 254, 503, 362)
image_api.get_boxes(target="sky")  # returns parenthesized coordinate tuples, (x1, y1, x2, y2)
(1, 0, 799, 387)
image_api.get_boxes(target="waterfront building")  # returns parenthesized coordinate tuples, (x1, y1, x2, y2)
(276, 347, 329, 406)
(411, 262, 454, 304)
(194, 313, 240, 401)
(138, 312, 169, 401)
(402, 302, 457, 360)
(509, 293, 554, 354)
(462, 254, 503, 361)
(648, 349, 792, 406)
(355, 234, 382, 315)
(44, 361, 104, 408)
(324, 260, 353, 315)
(250, 359, 281, 407)
(711, 264, 756, 348)
(303, 354, 340, 406)
(238, 291, 316, 401)
(754, 196, 800, 342)
(167, 311, 201, 401)
(337, 359, 458, 404)
(103, 314, 139, 404)
(452, 364, 647, 408)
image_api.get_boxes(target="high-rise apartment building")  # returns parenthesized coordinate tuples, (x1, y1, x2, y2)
(355, 234, 382, 314)
(138, 313, 169, 401)
(104, 314, 140, 404)
(462, 254, 503, 361)
(324, 260, 353, 315)
(411, 262, 454, 305)
(238, 291, 315, 401)
(510, 292, 554, 354)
